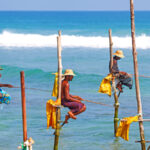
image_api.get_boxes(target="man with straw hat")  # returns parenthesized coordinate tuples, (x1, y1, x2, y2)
(0, 67, 14, 104)
(61, 69, 86, 124)
(110, 50, 132, 92)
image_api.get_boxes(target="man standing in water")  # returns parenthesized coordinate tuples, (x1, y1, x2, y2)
(61, 69, 86, 123)
(110, 50, 132, 92)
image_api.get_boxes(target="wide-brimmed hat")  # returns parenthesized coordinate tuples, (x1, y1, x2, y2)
(64, 69, 76, 76)
(113, 50, 124, 58)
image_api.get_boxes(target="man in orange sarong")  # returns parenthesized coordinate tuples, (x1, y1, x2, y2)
(61, 69, 86, 124)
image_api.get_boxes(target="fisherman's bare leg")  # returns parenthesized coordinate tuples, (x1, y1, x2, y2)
(63, 102, 86, 124)
(64, 115, 70, 124)
(73, 104, 86, 116)
(68, 111, 77, 119)
(63, 111, 76, 125)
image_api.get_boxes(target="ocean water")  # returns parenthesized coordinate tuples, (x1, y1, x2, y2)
(0, 11, 150, 150)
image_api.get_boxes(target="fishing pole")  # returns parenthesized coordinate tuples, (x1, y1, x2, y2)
(81, 99, 112, 107)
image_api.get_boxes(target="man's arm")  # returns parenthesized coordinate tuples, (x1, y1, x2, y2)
(119, 71, 128, 76)
(64, 83, 81, 103)
(0, 84, 14, 88)
(70, 95, 83, 100)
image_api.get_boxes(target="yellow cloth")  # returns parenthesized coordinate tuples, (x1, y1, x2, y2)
(98, 74, 112, 96)
(52, 73, 58, 97)
(46, 99, 61, 129)
(116, 115, 138, 141)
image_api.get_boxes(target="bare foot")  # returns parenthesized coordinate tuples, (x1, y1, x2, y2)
(68, 111, 77, 120)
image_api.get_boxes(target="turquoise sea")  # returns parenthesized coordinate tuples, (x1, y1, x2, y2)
(0, 11, 150, 150)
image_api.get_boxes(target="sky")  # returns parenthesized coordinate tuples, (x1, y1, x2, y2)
(0, 0, 150, 11)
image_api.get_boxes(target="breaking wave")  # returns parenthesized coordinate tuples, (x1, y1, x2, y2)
(0, 30, 150, 49)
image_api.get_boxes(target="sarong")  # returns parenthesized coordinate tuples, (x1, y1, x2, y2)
(62, 101, 84, 113)
(117, 74, 133, 89)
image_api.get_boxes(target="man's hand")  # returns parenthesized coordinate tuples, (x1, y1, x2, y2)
(73, 95, 83, 100)
(76, 100, 82, 103)
(77, 96, 83, 101)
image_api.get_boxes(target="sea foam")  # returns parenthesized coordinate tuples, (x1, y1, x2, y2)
(0, 31, 150, 49)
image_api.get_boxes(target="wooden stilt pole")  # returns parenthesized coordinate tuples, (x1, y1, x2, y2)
(113, 90, 119, 136)
(54, 30, 62, 150)
(109, 29, 119, 136)
(20, 71, 27, 142)
(130, 1, 146, 150)
(109, 29, 113, 72)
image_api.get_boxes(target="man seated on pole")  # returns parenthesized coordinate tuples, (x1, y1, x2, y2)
(61, 69, 86, 123)
(110, 50, 133, 92)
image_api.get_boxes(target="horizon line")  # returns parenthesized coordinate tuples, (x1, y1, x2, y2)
(0, 10, 150, 12)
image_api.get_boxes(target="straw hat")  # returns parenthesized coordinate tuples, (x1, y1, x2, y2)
(113, 50, 124, 58)
(64, 69, 76, 76)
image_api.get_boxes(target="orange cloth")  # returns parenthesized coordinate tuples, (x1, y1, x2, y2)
(52, 73, 58, 97)
(116, 115, 138, 141)
(46, 99, 61, 129)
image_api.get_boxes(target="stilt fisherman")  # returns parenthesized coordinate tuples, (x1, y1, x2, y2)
(110, 50, 133, 92)
(61, 69, 86, 124)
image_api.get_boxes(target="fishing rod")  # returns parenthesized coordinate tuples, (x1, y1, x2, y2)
(12, 87, 112, 107)
(81, 99, 112, 107)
